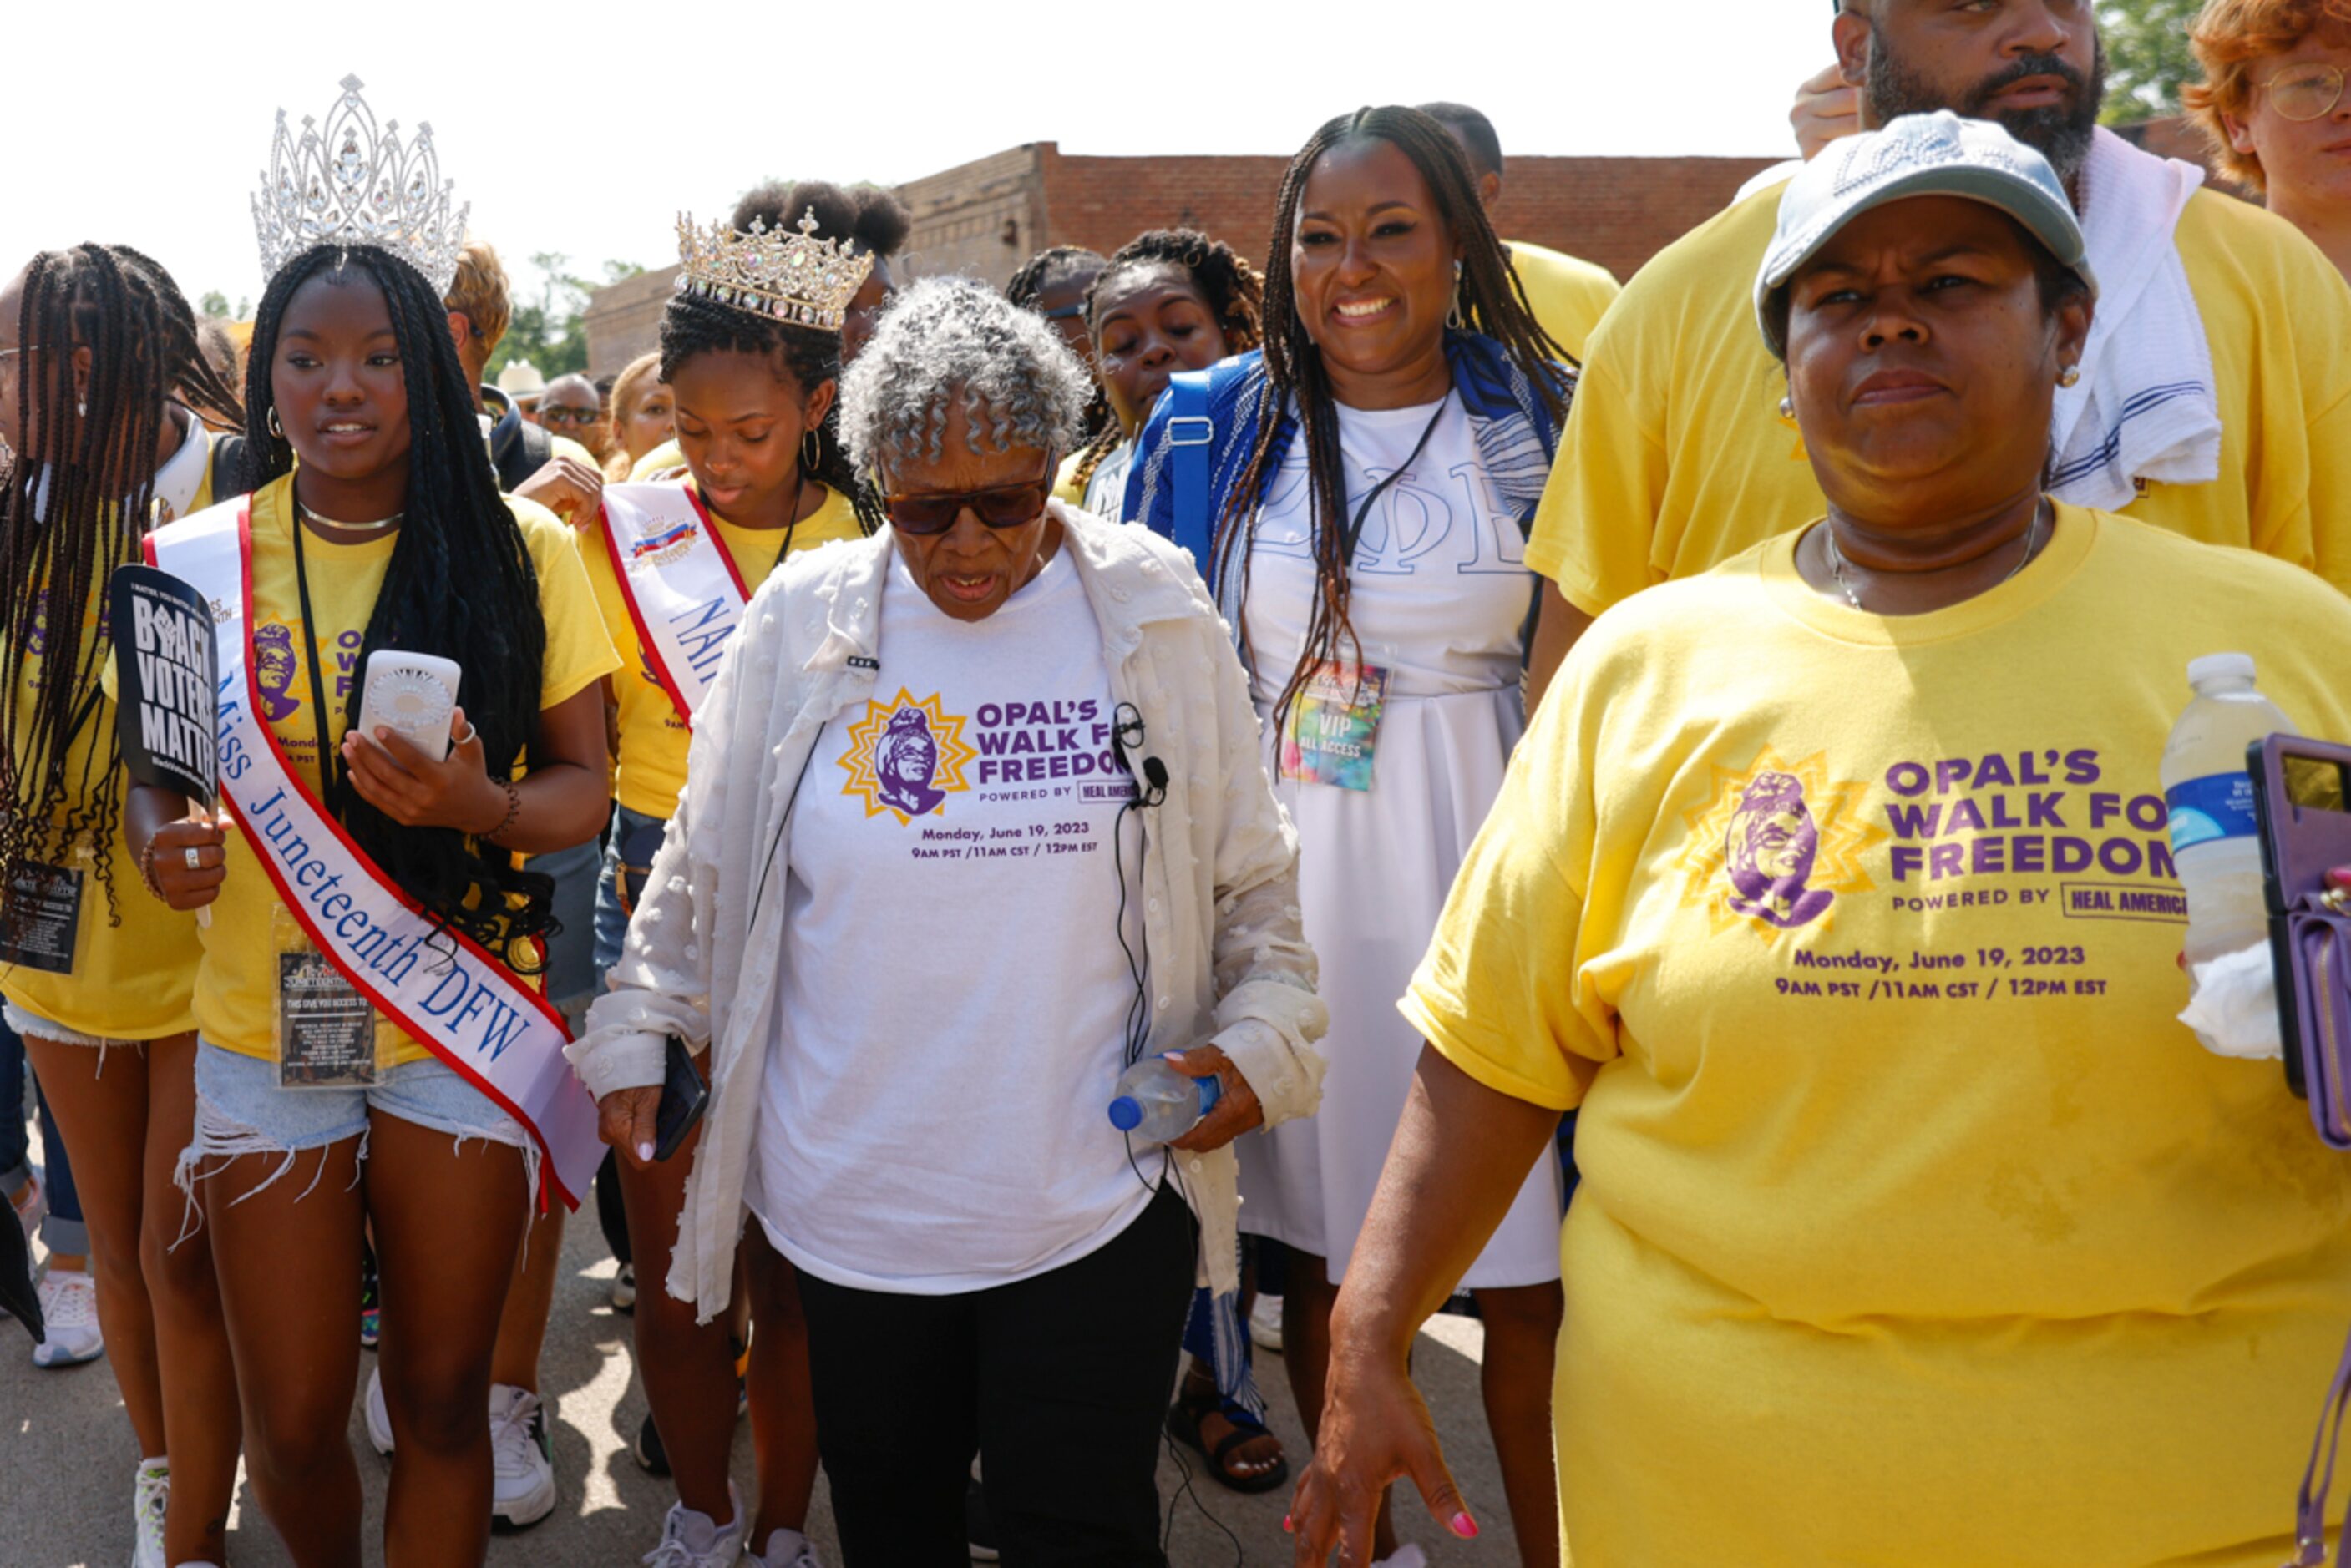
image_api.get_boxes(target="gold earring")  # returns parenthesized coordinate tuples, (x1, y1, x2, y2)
(2058, 365, 2081, 388)
(802, 428, 822, 471)
(267, 407, 283, 438)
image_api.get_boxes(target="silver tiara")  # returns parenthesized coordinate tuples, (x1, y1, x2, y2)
(252, 75, 468, 296)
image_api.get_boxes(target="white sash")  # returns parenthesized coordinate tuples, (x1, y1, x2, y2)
(599, 483, 752, 727)
(148, 499, 601, 1210)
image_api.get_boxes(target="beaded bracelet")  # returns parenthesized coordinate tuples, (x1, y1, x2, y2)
(136, 837, 168, 902)
(481, 779, 522, 846)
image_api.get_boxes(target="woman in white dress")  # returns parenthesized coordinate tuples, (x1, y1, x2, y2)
(1129, 105, 1575, 1568)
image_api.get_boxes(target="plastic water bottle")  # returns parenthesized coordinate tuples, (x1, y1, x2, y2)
(2161, 653, 2297, 967)
(1107, 1058, 1222, 1143)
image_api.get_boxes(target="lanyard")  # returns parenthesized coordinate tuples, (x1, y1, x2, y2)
(288, 513, 347, 807)
(1335, 395, 1450, 565)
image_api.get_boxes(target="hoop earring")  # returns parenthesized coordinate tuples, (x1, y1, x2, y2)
(801, 428, 821, 473)
(267, 407, 283, 438)
(2057, 364, 2081, 389)
(1446, 260, 1467, 332)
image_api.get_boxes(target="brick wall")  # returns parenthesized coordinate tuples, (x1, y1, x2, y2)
(586, 140, 1784, 373)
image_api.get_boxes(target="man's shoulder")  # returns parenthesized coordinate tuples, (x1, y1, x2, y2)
(1584, 184, 1780, 353)
(1508, 240, 1619, 291)
(2176, 188, 2348, 299)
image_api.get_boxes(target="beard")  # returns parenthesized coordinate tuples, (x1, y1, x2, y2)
(1866, 30, 2107, 188)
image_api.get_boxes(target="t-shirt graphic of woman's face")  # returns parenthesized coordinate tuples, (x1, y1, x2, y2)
(875, 706, 945, 818)
(1725, 771, 1833, 930)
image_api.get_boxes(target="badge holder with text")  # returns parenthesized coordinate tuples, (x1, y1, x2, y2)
(271, 903, 383, 1088)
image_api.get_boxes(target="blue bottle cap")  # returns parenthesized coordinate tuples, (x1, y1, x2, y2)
(1107, 1095, 1144, 1132)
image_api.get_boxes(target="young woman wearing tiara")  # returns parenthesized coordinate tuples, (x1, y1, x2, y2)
(1, 241, 246, 1568)
(127, 78, 617, 1564)
(573, 190, 882, 1568)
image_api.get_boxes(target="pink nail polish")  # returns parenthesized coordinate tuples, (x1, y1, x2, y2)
(1281, 1515, 1293, 1533)
(1452, 1512, 1480, 1539)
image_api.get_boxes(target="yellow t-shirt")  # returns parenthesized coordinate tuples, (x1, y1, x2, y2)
(1052, 451, 1088, 508)
(1503, 239, 1619, 363)
(194, 476, 618, 1065)
(1526, 182, 2351, 615)
(583, 480, 865, 820)
(2, 443, 225, 1040)
(629, 440, 685, 483)
(1406, 507, 2351, 1567)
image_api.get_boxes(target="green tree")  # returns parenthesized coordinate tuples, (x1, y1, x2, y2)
(2099, 0, 2202, 124)
(486, 255, 646, 380)
(197, 289, 252, 320)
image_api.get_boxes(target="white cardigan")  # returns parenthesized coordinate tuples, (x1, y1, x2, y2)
(570, 504, 1327, 1318)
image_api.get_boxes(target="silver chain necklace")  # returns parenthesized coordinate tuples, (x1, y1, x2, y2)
(1822, 502, 2044, 612)
(298, 501, 405, 534)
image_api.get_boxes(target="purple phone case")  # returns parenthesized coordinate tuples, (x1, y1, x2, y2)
(2255, 734, 2351, 1150)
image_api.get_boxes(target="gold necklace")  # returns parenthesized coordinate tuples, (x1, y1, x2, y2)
(1822, 502, 2044, 613)
(297, 501, 404, 534)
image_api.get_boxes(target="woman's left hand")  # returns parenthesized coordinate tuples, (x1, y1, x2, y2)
(1164, 1044, 1264, 1153)
(341, 705, 507, 834)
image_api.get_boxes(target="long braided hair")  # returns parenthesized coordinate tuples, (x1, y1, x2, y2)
(0, 244, 243, 927)
(662, 184, 885, 540)
(245, 245, 553, 957)
(1069, 228, 1265, 493)
(1219, 106, 1573, 741)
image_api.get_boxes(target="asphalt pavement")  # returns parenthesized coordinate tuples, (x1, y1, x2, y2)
(1, 1128, 1517, 1567)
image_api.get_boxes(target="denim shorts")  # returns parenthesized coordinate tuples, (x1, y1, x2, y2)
(180, 1039, 536, 1207)
(2, 1000, 128, 1050)
(594, 804, 671, 984)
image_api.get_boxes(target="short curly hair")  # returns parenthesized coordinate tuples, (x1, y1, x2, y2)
(838, 276, 1093, 473)
(442, 240, 511, 353)
(2186, 0, 2351, 193)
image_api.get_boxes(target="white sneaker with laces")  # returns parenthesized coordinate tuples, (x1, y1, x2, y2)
(131, 1459, 169, 1568)
(363, 1365, 394, 1456)
(33, 1267, 104, 1367)
(641, 1482, 745, 1568)
(1249, 1292, 1284, 1353)
(489, 1383, 556, 1530)
(749, 1525, 823, 1568)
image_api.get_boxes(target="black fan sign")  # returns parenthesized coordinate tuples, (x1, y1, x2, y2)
(110, 564, 220, 806)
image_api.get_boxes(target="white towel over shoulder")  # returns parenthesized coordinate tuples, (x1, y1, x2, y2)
(2046, 128, 2222, 513)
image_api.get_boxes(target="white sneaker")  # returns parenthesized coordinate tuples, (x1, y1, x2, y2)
(132, 1459, 169, 1568)
(611, 1262, 636, 1313)
(32, 1268, 104, 1366)
(1249, 1293, 1284, 1353)
(363, 1365, 394, 1456)
(749, 1525, 823, 1568)
(1373, 1546, 1428, 1568)
(489, 1383, 556, 1530)
(641, 1483, 745, 1568)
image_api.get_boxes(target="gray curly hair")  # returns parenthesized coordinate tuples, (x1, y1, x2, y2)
(839, 276, 1095, 473)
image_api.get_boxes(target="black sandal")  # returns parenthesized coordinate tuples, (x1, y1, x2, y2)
(1167, 1391, 1290, 1495)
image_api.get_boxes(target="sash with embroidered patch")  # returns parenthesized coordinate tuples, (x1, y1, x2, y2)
(599, 483, 754, 728)
(147, 499, 600, 1210)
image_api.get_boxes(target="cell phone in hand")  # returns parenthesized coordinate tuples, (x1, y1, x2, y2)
(355, 650, 462, 762)
(654, 1034, 708, 1162)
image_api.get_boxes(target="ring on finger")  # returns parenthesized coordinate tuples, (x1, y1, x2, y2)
(185, 847, 203, 871)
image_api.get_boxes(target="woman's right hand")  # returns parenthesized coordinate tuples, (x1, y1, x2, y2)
(514, 455, 605, 527)
(144, 811, 228, 910)
(597, 1085, 664, 1169)
(1288, 1348, 1477, 1565)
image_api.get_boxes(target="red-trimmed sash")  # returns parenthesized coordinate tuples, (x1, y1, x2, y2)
(599, 482, 753, 728)
(148, 499, 600, 1210)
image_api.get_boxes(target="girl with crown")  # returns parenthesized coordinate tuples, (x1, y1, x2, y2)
(126, 78, 618, 1565)
(0, 243, 246, 1568)
(570, 187, 882, 1568)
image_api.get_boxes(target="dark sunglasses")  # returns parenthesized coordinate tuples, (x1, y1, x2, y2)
(538, 405, 601, 427)
(882, 468, 1054, 536)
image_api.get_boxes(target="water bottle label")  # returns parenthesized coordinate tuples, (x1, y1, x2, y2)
(2166, 771, 2260, 852)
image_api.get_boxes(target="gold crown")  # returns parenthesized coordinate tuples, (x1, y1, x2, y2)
(674, 208, 873, 333)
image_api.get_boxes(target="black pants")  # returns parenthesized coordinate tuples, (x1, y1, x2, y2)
(795, 1182, 1195, 1567)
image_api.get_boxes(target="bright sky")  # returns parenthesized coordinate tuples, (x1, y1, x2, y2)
(3, 0, 1827, 312)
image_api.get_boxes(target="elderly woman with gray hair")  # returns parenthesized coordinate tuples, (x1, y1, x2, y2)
(570, 276, 1325, 1564)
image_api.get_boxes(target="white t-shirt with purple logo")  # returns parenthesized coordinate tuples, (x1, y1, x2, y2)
(749, 544, 1155, 1293)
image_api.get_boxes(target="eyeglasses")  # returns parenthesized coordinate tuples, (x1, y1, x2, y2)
(881, 465, 1055, 536)
(537, 405, 602, 427)
(2261, 63, 2346, 123)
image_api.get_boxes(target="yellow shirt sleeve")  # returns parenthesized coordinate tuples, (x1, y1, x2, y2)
(1524, 342, 1673, 617)
(511, 496, 621, 711)
(629, 440, 685, 483)
(1401, 653, 1618, 1110)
